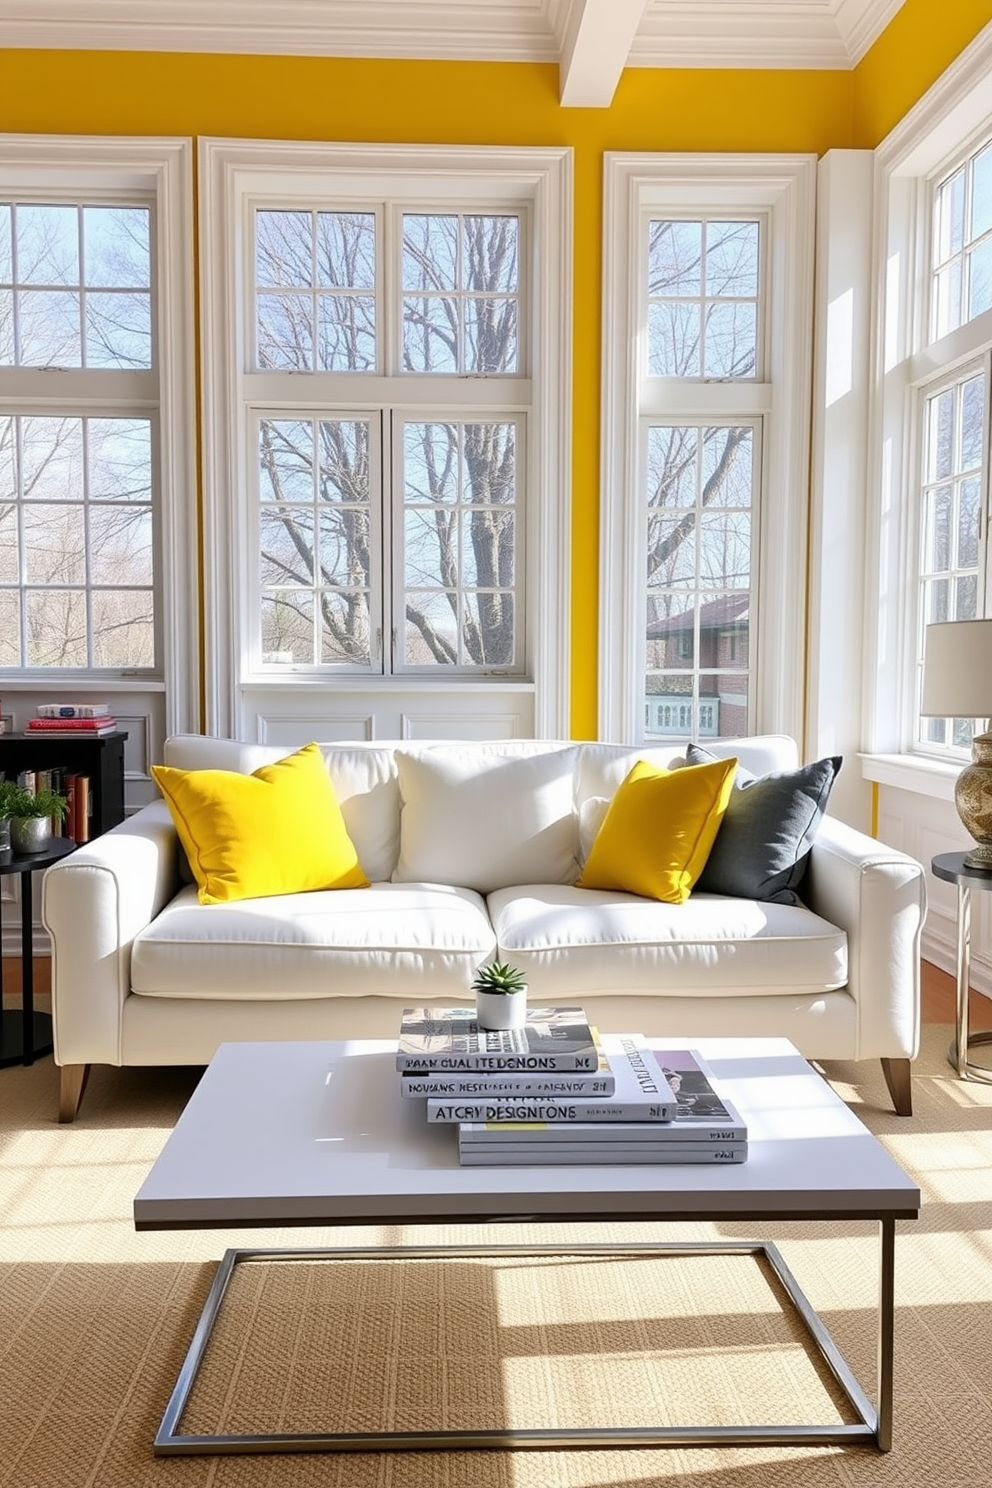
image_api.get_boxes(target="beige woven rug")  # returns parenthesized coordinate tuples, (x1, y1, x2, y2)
(1, 1025, 990, 1488)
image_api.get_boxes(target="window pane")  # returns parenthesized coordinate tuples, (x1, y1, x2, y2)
(260, 508, 315, 586)
(317, 294, 375, 371)
(648, 302, 700, 376)
(82, 206, 150, 290)
(18, 287, 81, 366)
(0, 287, 12, 364)
(257, 293, 313, 370)
(261, 591, 313, 663)
(405, 590, 458, 664)
(23, 503, 86, 583)
(705, 221, 758, 297)
(647, 512, 696, 587)
(465, 297, 517, 372)
(464, 216, 518, 292)
(708, 671, 750, 739)
(0, 203, 10, 281)
(316, 211, 375, 289)
(924, 485, 952, 572)
(256, 211, 313, 288)
(17, 204, 79, 286)
(0, 590, 19, 664)
(260, 419, 315, 502)
(0, 503, 18, 582)
(318, 420, 369, 504)
(85, 290, 151, 368)
(704, 301, 756, 378)
(968, 238, 992, 320)
(958, 476, 981, 568)
(955, 572, 978, 620)
(89, 505, 153, 586)
(702, 426, 753, 506)
(699, 511, 751, 588)
(402, 214, 457, 291)
(92, 589, 153, 666)
(648, 221, 701, 296)
(973, 141, 992, 239)
(961, 376, 985, 469)
(648, 426, 697, 506)
(464, 589, 513, 664)
(26, 587, 87, 665)
(927, 390, 954, 481)
(402, 294, 457, 371)
(645, 594, 693, 671)
(319, 506, 370, 588)
(933, 261, 962, 339)
(21, 416, 84, 499)
(321, 590, 370, 664)
(935, 167, 966, 263)
(463, 422, 515, 505)
(88, 418, 152, 501)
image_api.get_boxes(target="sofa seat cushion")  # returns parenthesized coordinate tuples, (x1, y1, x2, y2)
(131, 882, 496, 1000)
(487, 885, 847, 998)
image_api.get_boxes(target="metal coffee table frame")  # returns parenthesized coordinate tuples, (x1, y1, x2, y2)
(154, 1219, 897, 1456)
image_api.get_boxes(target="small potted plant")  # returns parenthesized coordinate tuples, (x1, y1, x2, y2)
(5, 784, 69, 854)
(472, 959, 528, 1031)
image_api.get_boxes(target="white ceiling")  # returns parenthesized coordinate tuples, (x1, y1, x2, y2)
(0, 0, 909, 105)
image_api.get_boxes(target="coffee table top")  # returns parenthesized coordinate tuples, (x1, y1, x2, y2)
(133, 1036, 919, 1230)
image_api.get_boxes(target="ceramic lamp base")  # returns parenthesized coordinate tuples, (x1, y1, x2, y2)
(956, 732, 992, 871)
(475, 989, 528, 1031)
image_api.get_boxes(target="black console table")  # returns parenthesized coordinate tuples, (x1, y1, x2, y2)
(0, 837, 76, 1068)
(0, 730, 127, 837)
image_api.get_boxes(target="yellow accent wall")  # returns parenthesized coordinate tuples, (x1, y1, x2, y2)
(1, 6, 990, 736)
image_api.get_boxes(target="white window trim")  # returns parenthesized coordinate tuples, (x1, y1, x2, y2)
(865, 21, 992, 777)
(600, 152, 817, 744)
(198, 139, 572, 741)
(0, 133, 197, 734)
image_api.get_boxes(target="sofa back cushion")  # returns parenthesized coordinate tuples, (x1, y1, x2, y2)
(392, 743, 580, 892)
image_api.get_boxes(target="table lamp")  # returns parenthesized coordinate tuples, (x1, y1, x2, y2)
(922, 619, 992, 867)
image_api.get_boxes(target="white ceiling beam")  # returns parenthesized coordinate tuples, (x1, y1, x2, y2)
(558, 0, 648, 108)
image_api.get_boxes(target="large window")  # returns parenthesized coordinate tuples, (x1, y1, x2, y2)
(913, 134, 992, 758)
(200, 142, 570, 741)
(0, 137, 195, 735)
(601, 155, 815, 745)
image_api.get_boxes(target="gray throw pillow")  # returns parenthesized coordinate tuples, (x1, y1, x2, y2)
(685, 744, 842, 905)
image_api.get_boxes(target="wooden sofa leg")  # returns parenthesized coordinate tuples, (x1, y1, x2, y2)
(58, 1064, 90, 1124)
(880, 1057, 912, 1117)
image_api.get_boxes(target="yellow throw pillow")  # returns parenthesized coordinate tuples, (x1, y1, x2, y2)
(576, 756, 738, 904)
(151, 742, 370, 905)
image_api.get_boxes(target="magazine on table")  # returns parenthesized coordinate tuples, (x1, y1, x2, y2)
(396, 1005, 598, 1072)
(427, 1034, 677, 1123)
(401, 1031, 615, 1098)
(458, 1142, 748, 1167)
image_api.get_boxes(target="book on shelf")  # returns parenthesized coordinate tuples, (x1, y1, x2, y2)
(26, 717, 118, 735)
(396, 1005, 598, 1073)
(35, 703, 111, 719)
(402, 1031, 615, 1098)
(458, 1142, 748, 1167)
(427, 1034, 677, 1123)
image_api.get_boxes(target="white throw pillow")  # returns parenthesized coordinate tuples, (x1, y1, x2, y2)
(393, 745, 580, 893)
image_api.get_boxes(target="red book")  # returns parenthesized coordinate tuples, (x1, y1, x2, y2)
(26, 717, 118, 733)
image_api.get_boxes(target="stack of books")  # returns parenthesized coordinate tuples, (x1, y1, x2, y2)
(27, 703, 118, 737)
(396, 1006, 748, 1167)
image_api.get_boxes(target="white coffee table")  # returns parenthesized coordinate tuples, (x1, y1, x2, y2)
(134, 1035, 919, 1457)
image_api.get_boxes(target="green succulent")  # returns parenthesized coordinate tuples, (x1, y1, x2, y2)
(472, 960, 527, 996)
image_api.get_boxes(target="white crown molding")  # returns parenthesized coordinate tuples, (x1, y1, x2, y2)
(630, 0, 905, 70)
(0, 0, 558, 61)
(0, 0, 906, 71)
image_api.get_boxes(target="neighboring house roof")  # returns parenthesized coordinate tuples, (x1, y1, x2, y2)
(646, 593, 750, 637)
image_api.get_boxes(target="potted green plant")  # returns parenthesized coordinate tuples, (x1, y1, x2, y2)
(472, 959, 528, 1031)
(0, 779, 20, 852)
(4, 784, 69, 854)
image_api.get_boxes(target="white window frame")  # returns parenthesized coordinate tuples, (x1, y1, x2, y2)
(600, 153, 816, 744)
(0, 134, 197, 734)
(199, 140, 572, 741)
(865, 22, 992, 790)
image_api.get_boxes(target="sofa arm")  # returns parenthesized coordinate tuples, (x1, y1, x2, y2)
(803, 815, 927, 1060)
(42, 801, 181, 1068)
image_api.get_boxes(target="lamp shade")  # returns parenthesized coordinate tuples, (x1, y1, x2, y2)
(921, 620, 992, 718)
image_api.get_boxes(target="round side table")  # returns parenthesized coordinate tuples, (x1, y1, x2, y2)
(931, 851, 992, 1083)
(0, 836, 76, 1069)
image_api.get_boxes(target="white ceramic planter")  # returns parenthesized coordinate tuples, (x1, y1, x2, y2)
(475, 988, 528, 1031)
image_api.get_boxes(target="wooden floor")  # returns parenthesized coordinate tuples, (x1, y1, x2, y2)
(4, 955, 992, 1025)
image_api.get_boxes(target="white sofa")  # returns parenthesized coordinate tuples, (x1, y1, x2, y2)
(42, 733, 927, 1122)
